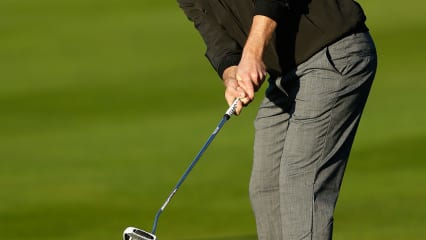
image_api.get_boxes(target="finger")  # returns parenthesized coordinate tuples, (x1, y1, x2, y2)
(239, 97, 251, 106)
(228, 89, 246, 115)
(225, 86, 245, 106)
(252, 70, 267, 91)
(235, 101, 244, 115)
(236, 76, 255, 101)
(236, 89, 250, 106)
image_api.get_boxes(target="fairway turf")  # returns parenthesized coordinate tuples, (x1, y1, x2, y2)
(1, 0, 425, 239)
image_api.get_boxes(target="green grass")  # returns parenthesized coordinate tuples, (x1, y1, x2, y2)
(1, 0, 425, 239)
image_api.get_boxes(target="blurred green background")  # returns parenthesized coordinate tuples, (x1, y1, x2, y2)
(1, 0, 425, 239)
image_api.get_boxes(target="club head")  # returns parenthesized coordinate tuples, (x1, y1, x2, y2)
(123, 227, 157, 240)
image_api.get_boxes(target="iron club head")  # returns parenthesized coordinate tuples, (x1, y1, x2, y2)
(123, 227, 157, 240)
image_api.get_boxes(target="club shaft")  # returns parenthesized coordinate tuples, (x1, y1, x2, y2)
(150, 99, 239, 235)
(151, 114, 230, 234)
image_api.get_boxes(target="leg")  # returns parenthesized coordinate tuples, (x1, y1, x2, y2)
(250, 80, 291, 240)
(279, 32, 377, 239)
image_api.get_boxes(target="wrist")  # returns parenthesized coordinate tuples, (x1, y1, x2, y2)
(243, 15, 277, 60)
(242, 42, 264, 61)
(222, 66, 238, 81)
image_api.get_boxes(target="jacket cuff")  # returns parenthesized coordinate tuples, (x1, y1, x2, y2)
(254, 0, 287, 22)
(217, 54, 241, 79)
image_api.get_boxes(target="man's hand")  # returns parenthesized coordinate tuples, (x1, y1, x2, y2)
(236, 15, 277, 106)
(236, 49, 267, 105)
(223, 66, 246, 115)
(221, 16, 276, 115)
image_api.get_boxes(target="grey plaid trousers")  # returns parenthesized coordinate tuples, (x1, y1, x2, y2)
(249, 32, 377, 240)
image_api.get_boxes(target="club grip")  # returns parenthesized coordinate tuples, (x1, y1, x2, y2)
(225, 98, 240, 118)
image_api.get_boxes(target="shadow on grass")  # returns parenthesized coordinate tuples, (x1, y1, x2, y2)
(182, 235, 257, 240)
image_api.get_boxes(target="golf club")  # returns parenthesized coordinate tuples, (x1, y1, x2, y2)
(123, 98, 240, 240)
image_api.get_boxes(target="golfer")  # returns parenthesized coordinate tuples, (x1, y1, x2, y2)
(178, 0, 377, 239)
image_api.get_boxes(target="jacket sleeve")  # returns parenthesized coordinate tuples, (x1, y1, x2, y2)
(177, 0, 242, 78)
(254, 0, 290, 22)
